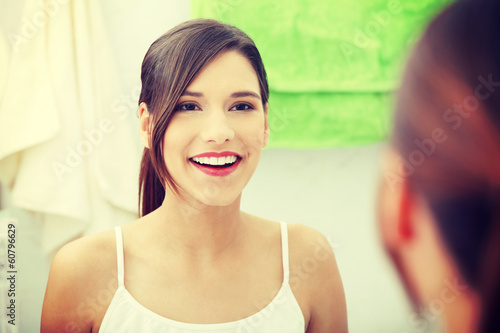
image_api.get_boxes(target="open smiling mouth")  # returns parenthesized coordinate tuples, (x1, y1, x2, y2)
(189, 155, 242, 176)
(190, 155, 239, 168)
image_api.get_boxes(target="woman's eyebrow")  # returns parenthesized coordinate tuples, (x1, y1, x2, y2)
(181, 90, 203, 97)
(230, 91, 261, 99)
(181, 90, 261, 99)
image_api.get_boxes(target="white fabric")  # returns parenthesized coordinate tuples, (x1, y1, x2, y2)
(0, 26, 8, 106)
(99, 222, 305, 332)
(0, 0, 141, 255)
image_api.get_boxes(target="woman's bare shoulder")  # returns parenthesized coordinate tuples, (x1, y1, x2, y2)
(43, 228, 120, 310)
(287, 223, 333, 255)
(285, 223, 338, 288)
(41, 228, 120, 332)
(53, 229, 117, 275)
(286, 223, 348, 333)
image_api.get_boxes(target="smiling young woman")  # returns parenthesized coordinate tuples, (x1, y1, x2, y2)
(41, 19, 348, 333)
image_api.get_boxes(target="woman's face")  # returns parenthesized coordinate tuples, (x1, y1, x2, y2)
(162, 50, 269, 206)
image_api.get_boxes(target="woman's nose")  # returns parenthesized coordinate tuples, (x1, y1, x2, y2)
(199, 110, 235, 144)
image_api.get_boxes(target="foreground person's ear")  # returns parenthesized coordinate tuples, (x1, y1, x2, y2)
(378, 149, 416, 250)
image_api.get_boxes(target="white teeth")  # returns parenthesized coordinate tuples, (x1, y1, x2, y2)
(192, 155, 238, 166)
(199, 157, 210, 165)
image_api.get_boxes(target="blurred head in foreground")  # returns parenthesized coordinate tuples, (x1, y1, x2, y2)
(378, 0, 500, 332)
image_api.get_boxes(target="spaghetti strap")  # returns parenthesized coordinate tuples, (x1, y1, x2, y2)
(114, 226, 125, 287)
(279, 222, 290, 283)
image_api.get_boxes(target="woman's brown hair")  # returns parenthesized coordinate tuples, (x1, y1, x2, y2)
(138, 19, 269, 217)
(392, 0, 500, 331)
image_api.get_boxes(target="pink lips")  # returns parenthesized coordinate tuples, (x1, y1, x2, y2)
(189, 151, 241, 177)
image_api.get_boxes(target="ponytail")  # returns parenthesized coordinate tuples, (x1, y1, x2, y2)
(138, 148, 165, 217)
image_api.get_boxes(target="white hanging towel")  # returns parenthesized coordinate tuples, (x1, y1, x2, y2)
(0, 0, 140, 256)
(0, 26, 9, 105)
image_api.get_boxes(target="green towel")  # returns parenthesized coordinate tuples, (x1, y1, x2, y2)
(192, 0, 453, 148)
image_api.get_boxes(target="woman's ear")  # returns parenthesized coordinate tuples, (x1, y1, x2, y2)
(378, 148, 415, 251)
(263, 103, 270, 147)
(138, 102, 151, 149)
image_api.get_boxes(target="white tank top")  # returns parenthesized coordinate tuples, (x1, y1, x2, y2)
(99, 222, 305, 332)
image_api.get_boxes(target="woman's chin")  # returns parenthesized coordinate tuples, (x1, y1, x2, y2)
(194, 193, 240, 207)
(185, 180, 242, 205)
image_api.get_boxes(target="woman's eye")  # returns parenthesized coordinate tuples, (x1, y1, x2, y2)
(230, 103, 254, 111)
(174, 103, 200, 111)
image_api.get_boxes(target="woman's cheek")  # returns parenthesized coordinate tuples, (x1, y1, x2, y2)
(238, 119, 266, 146)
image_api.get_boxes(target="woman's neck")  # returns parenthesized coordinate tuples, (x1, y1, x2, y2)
(151, 191, 246, 261)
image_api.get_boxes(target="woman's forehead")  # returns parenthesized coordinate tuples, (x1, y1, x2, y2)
(184, 51, 260, 97)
